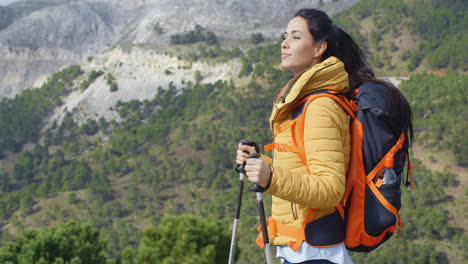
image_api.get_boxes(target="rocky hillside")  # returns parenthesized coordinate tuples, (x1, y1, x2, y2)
(0, 0, 145, 97)
(45, 46, 242, 131)
(0, 0, 359, 98)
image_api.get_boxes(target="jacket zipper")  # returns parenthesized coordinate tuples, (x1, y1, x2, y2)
(291, 203, 298, 220)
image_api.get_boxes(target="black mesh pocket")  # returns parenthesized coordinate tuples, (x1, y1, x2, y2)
(364, 181, 401, 237)
(379, 180, 402, 210)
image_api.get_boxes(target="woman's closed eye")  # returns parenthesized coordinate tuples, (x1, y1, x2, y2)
(282, 34, 301, 40)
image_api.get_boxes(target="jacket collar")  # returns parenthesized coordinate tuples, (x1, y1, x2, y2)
(270, 56, 349, 128)
(274, 56, 349, 107)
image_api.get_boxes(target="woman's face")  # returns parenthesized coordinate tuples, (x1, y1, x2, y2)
(281, 16, 323, 76)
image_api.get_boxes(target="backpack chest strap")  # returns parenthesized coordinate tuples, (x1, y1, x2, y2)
(266, 91, 351, 170)
(264, 142, 299, 153)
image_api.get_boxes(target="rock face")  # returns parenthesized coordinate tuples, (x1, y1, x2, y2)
(126, 0, 360, 45)
(0, 0, 140, 51)
(0, 0, 360, 98)
(0, 0, 147, 97)
(0, 46, 81, 97)
(47, 46, 242, 128)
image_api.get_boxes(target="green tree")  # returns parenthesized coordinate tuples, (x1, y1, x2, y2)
(71, 161, 92, 190)
(12, 163, 26, 182)
(0, 171, 10, 192)
(0, 221, 109, 263)
(80, 118, 99, 136)
(205, 31, 218, 45)
(105, 73, 119, 92)
(250, 33, 265, 44)
(153, 22, 164, 35)
(67, 192, 77, 204)
(19, 192, 34, 215)
(194, 70, 203, 83)
(238, 58, 253, 77)
(121, 247, 135, 264)
(80, 70, 103, 91)
(135, 214, 231, 264)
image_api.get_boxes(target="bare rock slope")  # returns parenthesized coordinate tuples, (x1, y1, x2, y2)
(0, 0, 359, 98)
(0, 0, 145, 97)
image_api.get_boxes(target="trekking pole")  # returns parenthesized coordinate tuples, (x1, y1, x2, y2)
(228, 139, 259, 264)
(248, 153, 273, 264)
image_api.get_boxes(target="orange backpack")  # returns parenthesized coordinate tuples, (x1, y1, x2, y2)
(264, 82, 414, 252)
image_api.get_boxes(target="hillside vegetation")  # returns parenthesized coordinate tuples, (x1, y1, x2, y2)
(0, 0, 467, 263)
(334, 0, 467, 74)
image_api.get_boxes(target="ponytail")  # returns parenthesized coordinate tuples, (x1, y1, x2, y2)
(294, 8, 413, 144)
(324, 25, 374, 94)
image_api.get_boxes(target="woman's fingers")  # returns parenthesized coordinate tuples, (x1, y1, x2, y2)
(245, 158, 261, 170)
(236, 143, 257, 165)
(244, 158, 270, 188)
(238, 143, 257, 154)
(236, 148, 248, 165)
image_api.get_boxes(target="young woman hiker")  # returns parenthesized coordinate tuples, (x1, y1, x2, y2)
(236, 8, 412, 264)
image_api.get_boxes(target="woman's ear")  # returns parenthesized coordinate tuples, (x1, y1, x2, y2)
(314, 40, 327, 58)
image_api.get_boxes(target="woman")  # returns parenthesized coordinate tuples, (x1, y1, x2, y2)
(236, 8, 412, 264)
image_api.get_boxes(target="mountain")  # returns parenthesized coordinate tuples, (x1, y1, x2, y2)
(0, 0, 359, 98)
(0, 0, 360, 49)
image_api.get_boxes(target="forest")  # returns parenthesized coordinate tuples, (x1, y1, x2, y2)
(0, 0, 466, 263)
(334, 0, 467, 73)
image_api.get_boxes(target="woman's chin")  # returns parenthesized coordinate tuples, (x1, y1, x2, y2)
(280, 62, 291, 71)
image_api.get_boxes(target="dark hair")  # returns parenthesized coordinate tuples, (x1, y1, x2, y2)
(294, 8, 413, 143)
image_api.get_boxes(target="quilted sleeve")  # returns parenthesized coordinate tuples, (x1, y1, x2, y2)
(267, 97, 349, 209)
(260, 154, 272, 165)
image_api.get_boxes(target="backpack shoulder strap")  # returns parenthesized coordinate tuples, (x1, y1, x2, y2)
(295, 91, 359, 204)
(293, 90, 357, 119)
(265, 90, 357, 167)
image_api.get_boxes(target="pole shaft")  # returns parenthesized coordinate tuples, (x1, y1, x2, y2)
(256, 192, 273, 264)
(234, 174, 245, 218)
(264, 243, 273, 264)
(229, 173, 245, 264)
(228, 218, 239, 264)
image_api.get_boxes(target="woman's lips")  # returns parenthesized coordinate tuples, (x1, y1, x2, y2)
(281, 53, 291, 58)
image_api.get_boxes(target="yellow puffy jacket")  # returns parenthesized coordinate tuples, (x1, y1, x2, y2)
(262, 56, 351, 248)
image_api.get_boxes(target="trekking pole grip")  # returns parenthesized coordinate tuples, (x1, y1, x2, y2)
(235, 139, 259, 174)
(243, 153, 264, 192)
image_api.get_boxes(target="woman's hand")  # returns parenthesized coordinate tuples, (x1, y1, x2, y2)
(236, 143, 257, 165)
(245, 157, 271, 188)
(236, 142, 271, 188)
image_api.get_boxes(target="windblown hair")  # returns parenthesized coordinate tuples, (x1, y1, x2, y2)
(294, 8, 413, 143)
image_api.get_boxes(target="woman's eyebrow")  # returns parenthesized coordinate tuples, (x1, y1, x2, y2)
(284, 30, 304, 35)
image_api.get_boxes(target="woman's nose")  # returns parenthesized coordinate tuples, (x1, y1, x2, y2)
(281, 38, 288, 49)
